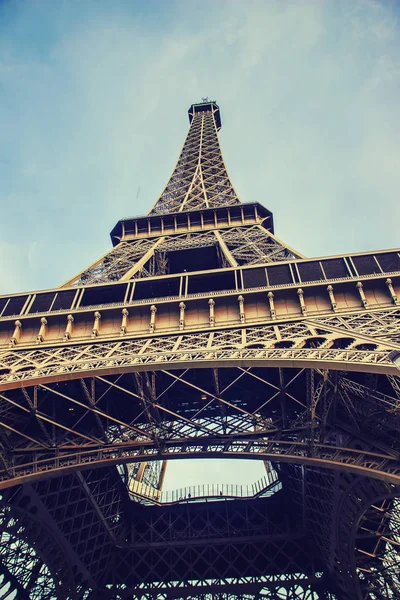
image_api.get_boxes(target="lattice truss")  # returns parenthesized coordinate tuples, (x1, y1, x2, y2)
(120, 580, 334, 600)
(280, 465, 400, 600)
(0, 486, 336, 600)
(0, 493, 78, 600)
(0, 308, 399, 388)
(282, 464, 338, 575)
(75, 238, 156, 285)
(0, 466, 128, 599)
(69, 225, 299, 286)
(0, 512, 58, 600)
(313, 310, 400, 346)
(65, 102, 302, 286)
(106, 496, 333, 600)
(355, 497, 400, 599)
(0, 328, 398, 595)
(327, 476, 400, 600)
(0, 348, 400, 488)
(149, 108, 240, 215)
(62, 101, 302, 285)
(218, 226, 299, 265)
(0, 306, 398, 509)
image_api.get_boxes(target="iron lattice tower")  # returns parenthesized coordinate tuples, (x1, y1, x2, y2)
(0, 100, 399, 600)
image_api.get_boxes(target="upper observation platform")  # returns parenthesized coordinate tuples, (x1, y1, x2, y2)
(188, 98, 222, 130)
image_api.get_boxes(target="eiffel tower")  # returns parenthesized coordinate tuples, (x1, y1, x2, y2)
(0, 99, 399, 600)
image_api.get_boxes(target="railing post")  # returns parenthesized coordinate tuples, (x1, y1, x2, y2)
(267, 291, 276, 319)
(120, 308, 129, 335)
(238, 295, 245, 323)
(36, 317, 47, 344)
(327, 285, 337, 311)
(92, 311, 101, 337)
(179, 301, 186, 330)
(208, 298, 215, 326)
(149, 305, 157, 333)
(63, 314, 74, 341)
(356, 281, 368, 308)
(386, 278, 398, 305)
(10, 320, 22, 346)
(297, 288, 307, 316)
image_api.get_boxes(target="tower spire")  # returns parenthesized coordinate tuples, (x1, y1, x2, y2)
(149, 100, 241, 215)
(61, 100, 303, 287)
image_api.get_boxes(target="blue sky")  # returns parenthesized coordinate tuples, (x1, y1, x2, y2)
(1, 0, 399, 489)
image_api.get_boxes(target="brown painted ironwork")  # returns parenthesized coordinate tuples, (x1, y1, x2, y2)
(0, 99, 399, 599)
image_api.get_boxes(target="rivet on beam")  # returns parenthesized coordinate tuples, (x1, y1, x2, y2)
(327, 285, 337, 312)
(36, 317, 47, 344)
(267, 292, 276, 320)
(149, 305, 157, 334)
(120, 308, 129, 336)
(179, 302, 186, 330)
(10, 320, 22, 347)
(92, 311, 101, 338)
(238, 295, 245, 324)
(386, 278, 398, 305)
(208, 298, 215, 327)
(64, 314, 74, 341)
(356, 281, 368, 308)
(297, 288, 307, 316)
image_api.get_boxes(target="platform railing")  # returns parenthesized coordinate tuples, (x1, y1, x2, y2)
(128, 469, 281, 505)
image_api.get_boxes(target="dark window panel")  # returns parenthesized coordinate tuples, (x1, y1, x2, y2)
(267, 264, 292, 286)
(243, 205, 255, 218)
(80, 284, 127, 307)
(298, 262, 324, 282)
(189, 271, 236, 294)
(167, 246, 220, 274)
(51, 290, 76, 311)
(29, 292, 57, 314)
(190, 214, 201, 227)
(134, 278, 180, 300)
(352, 255, 381, 276)
(0, 297, 9, 316)
(243, 268, 267, 289)
(124, 222, 135, 235)
(2, 295, 28, 317)
(375, 252, 400, 274)
(176, 214, 187, 227)
(321, 259, 349, 279)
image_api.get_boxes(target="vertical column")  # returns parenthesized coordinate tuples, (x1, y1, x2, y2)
(327, 285, 337, 312)
(356, 281, 368, 308)
(92, 311, 101, 337)
(267, 292, 276, 320)
(208, 299, 215, 327)
(36, 317, 47, 344)
(64, 315, 74, 341)
(179, 302, 186, 330)
(120, 309, 129, 335)
(238, 295, 245, 324)
(386, 279, 398, 305)
(10, 320, 22, 346)
(149, 305, 157, 333)
(297, 288, 307, 316)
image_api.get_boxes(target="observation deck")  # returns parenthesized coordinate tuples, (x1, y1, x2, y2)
(188, 98, 222, 130)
